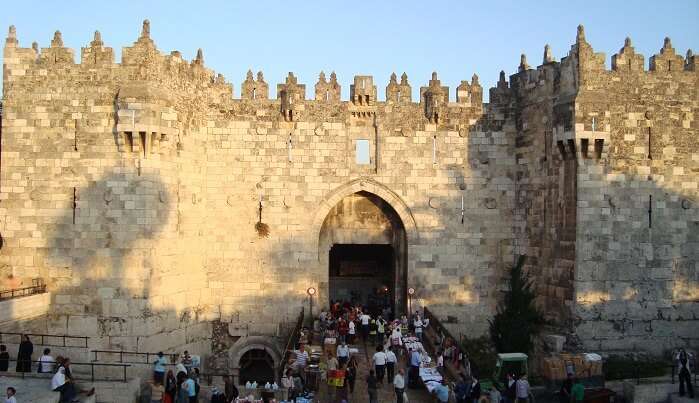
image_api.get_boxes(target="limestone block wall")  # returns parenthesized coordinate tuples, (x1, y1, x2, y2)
(0, 24, 224, 353)
(1, 21, 695, 356)
(0, 292, 50, 325)
(506, 36, 581, 327)
(572, 37, 699, 353)
(203, 90, 517, 337)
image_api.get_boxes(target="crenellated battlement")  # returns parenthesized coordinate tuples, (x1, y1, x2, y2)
(2, 21, 695, 157)
(3, 20, 486, 111)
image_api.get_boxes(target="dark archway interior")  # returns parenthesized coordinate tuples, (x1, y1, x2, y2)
(329, 244, 394, 315)
(319, 191, 408, 317)
(238, 349, 275, 385)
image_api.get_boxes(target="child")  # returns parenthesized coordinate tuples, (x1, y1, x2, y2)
(5, 387, 16, 403)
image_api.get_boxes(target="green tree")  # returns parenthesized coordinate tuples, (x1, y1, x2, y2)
(489, 255, 544, 355)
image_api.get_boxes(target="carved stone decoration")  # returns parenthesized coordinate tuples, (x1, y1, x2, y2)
(484, 197, 497, 209)
(104, 189, 114, 204)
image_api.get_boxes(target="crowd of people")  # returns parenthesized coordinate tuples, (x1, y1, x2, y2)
(0, 325, 694, 403)
(145, 350, 244, 403)
(278, 301, 458, 403)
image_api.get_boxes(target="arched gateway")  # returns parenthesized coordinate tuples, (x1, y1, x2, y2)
(315, 180, 416, 316)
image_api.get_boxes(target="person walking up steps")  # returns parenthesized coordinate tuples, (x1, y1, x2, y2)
(676, 348, 695, 398)
(373, 345, 388, 385)
(360, 311, 371, 343)
(386, 347, 397, 382)
(366, 369, 378, 403)
(393, 368, 406, 403)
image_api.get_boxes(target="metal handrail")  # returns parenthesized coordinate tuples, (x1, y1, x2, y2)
(3, 358, 131, 382)
(423, 306, 470, 378)
(91, 350, 179, 365)
(278, 307, 305, 380)
(0, 332, 89, 348)
(0, 284, 47, 301)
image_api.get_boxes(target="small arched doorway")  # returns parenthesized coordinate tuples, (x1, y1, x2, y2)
(238, 348, 275, 385)
(319, 190, 408, 316)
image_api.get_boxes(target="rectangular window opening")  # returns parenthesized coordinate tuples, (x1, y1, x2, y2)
(557, 140, 567, 160)
(581, 138, 589, 159)
(594, 139, 604, 159)
(124, 132, 134, 152)
(355, 139, 370, 165)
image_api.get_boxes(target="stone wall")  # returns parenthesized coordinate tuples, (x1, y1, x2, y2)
(0, 20, 516, 355)
(572, 35, 699, 354)
(502, 26, 697, 353)
(0, 292, 50, 325)
(0, 21, 696, 357)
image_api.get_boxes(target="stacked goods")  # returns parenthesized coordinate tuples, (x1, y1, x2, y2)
(541, 353, 604, 382)
(327, 369, 346, 387)
(323, 337, 337, 357)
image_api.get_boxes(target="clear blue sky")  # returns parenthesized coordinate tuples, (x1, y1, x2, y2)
(1, 0, 697, 101)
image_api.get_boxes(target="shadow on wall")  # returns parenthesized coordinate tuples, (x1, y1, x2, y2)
(27, 170, 211, 354)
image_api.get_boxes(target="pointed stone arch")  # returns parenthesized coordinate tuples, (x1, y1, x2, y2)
(311, 178, 418, 254)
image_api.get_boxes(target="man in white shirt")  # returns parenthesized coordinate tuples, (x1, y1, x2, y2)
(372, 345, 388, 385)
(413, 316, 424, 342)
(336, 341, 350, 368)
(293, 344, 309, 374)
(326, 352, 338, 371)
(385, 348, 397, 381)
(390, 327, 403, 352)
(38, 348, 55, 373)
(360, 312, 371, 342)
(393, 369, 406, 403)
(348, 320, 356, 344)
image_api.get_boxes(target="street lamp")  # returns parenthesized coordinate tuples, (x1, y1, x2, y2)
(407, 287, 415, 319)
(306, 287, 316, 320)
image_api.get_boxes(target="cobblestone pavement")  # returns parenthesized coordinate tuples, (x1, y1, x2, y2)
(315, 339, 437, 403)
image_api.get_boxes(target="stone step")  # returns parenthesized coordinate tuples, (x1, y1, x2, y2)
(670, 392, 698, 403)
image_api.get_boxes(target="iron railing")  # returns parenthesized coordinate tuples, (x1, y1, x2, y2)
(0, 283, 47, 301)
(423, 306, 471, 380)
(3, 358, 131, 382)
(278, 307, 305, 380)
(91, 350, 179, 365)
(0, 332, 89, 348)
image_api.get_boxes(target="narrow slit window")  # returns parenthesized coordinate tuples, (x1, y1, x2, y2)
(124, 132, 134, 152)
(355, 139, 370, 165)
(594, 139, 604, 159)
(557, 140, 567, 159)
(581, 138, 589, 159)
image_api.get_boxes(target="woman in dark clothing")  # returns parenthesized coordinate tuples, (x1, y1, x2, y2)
(224, 375, 239, 401)
(346, 356, 358, 394)
(366, 370, 378, 403)
(0, 345, 9, 371)
(16, 335, 33, 372)
(470, 376, 482, 403)
(163, 370, 177, 403)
